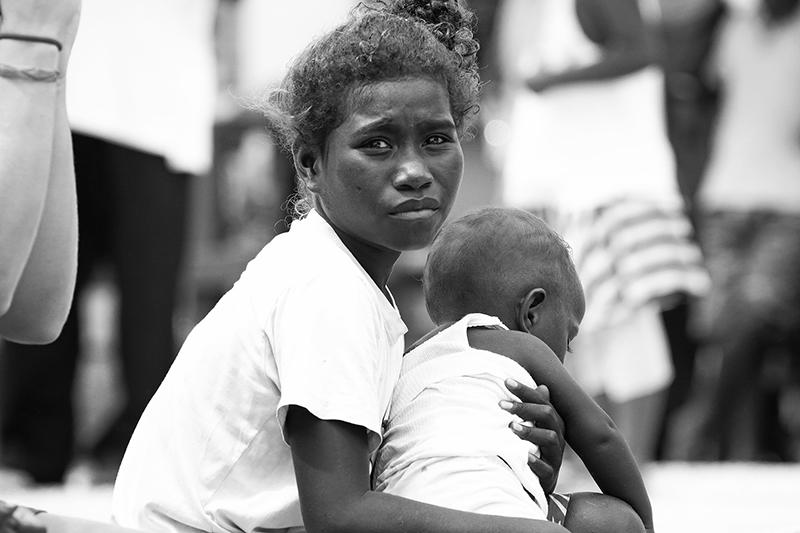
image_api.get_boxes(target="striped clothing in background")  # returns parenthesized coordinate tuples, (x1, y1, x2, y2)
(539, 199, 710, 334)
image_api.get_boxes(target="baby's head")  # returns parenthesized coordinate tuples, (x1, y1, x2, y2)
(423, 207, 585, 359)
(252, 0, 481, 217)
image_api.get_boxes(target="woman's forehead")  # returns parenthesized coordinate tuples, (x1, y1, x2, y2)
(345, 76, 449, 111)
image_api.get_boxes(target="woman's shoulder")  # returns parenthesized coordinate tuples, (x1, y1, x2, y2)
(248, 217, 359, 275)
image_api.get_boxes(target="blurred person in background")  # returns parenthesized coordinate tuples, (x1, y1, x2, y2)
(687, 0, 800, 462)
(494, 0, 710, 466)
(0, 0, 219, 485)
(658, 0, 726, 212)
(656, 0, 724, 460)
(652, 0, 726, 461)
(0, 0, 80, 344)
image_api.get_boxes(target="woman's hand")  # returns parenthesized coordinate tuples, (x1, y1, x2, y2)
(0, 502, 46, 533)
(501, 380, 566, 494)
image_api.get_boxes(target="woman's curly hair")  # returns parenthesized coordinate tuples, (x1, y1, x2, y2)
(251, 0, 481, 176)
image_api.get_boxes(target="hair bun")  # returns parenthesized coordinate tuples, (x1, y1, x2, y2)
(389, 0, 478, 58)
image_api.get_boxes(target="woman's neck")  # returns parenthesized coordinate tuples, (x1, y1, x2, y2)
(321, 214, 401, 301)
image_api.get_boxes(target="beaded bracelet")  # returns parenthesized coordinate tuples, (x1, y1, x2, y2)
(0, 33, 63, 51)
(0, 63, 61, 82)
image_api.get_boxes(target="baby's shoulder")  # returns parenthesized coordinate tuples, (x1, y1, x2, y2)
(467, 328, 557, 377)
(467, 327, 533, 352)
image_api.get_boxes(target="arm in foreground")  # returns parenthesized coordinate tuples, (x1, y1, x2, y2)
(286, 406, 570, 533)
(0, 0, 80, 342)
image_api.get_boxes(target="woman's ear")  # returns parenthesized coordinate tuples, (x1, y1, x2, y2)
(516, 288, 546, 333)
(294, 145, 322, 193)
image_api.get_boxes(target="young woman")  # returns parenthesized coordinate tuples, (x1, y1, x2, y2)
(111, 2, 574, 532)
(9, 2, 641, 533)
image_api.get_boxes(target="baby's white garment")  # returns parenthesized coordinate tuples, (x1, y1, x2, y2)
(373, 313, 547, 519)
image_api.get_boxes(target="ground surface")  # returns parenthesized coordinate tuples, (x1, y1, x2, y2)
(3, 462, 800, 533)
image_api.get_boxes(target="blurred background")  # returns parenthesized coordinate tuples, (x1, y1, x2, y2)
(2, 0, 800, 531)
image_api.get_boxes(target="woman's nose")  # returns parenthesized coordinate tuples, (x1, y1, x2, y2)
(393, 154, 434, 190)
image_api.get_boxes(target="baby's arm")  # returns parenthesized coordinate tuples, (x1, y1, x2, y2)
(285, 406, 570, 533)
(476, 330, 654, 532)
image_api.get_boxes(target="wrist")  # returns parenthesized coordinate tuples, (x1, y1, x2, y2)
(0, 37, 60, 70)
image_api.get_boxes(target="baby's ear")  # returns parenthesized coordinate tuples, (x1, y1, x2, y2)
(293, 146, 321, 192)
(516, 288, 546, 333)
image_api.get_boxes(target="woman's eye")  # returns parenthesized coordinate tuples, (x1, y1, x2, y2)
(424, 134, 449, 146)
(363, 139, 390, 149)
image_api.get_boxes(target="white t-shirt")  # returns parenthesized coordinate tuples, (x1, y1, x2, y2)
(112, 210, 407, 533)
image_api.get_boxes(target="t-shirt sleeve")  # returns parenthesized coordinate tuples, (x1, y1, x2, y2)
(272, 267, 387, 444)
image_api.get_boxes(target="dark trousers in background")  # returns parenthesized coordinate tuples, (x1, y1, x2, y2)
(0, 133, 190, 483)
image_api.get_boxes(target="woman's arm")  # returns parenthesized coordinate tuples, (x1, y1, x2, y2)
(286, 406, 570, 533)
(0, 0, 80, 343)
(526, 0, 652, 92)
(501, 382, 565, 494)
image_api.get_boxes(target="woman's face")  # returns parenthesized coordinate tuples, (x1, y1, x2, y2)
(305, 77, 463, 253)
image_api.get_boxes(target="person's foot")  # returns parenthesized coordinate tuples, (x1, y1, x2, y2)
(0, 501, 46, 533)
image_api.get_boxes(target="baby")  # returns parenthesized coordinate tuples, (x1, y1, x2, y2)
(374, 206, 654, 532)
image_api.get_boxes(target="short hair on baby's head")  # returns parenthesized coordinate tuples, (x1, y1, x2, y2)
(423, 206, 580, 325)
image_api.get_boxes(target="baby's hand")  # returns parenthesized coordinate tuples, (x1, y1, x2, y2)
(0, 502, 46, 533)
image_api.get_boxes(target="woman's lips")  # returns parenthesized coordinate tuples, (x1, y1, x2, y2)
(391, 198, 440, 219)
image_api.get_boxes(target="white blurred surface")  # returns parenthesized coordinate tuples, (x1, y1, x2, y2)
(3, 462, 800, 533)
